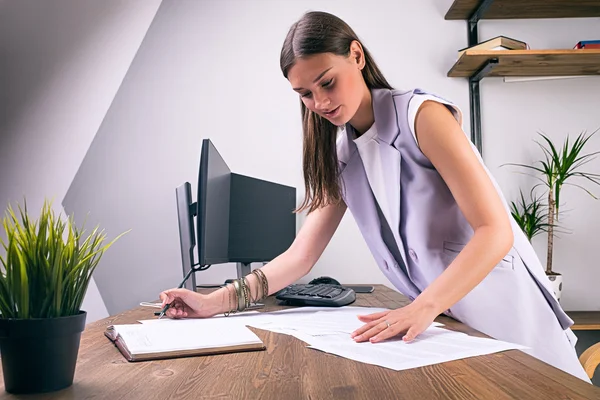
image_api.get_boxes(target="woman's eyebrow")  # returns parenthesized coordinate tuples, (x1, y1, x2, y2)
(293, 67, 333, 91)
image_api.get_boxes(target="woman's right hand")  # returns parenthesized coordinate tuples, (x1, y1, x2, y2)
(158, 288, 220, 319)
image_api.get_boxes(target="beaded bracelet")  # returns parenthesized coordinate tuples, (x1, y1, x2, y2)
(232, 279, 245, 312)
(224, 283, 237, 317)
(253, 268, 269, 300)
(250, 270, 264, 300)
(243, 277, 257, 304)
(241, 277, 251, 310)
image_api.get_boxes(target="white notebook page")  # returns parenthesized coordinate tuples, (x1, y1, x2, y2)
(113, 319, 262, 355)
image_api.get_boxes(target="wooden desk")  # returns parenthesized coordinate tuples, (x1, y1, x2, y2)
(2, 285, 599, 399)
(568, 312, 600, 331)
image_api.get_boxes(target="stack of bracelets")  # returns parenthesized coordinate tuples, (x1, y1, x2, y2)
(225, 268, 269, 316)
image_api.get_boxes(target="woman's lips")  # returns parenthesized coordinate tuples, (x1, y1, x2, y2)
(323, 106, 340, 118)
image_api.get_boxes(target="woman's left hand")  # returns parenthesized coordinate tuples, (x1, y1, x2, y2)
(351, 301, 440, 343)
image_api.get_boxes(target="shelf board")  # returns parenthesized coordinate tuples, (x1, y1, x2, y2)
(447, 49, 600, 78)
(445, 0, 600, 20)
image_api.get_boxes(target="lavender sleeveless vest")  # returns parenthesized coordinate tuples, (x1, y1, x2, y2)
(335, 88, 572, 331)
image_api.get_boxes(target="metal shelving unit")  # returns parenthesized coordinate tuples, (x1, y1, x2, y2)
(445, 0, 600, 155)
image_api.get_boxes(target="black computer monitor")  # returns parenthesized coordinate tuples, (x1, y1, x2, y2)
(229, 173, 297, 263)
(196, 139, 231, 265)
(175, 139, 296, 290)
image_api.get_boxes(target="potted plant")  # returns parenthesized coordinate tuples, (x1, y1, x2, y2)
(509, 188, 567, 299)
(0, 199, 127, 394)
(506, 130, 600, 300)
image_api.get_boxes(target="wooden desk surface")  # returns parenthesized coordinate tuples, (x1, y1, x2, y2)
(568, 311, 600, 331)
(2, 285, 599, 399)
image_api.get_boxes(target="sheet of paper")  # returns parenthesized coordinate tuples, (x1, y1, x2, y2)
(247, 307, 443, 335)
(236, 307, 442, 337)
(304, 326, 526, 371)
(114, 319, 262, 355)
(137, 307, 347, 325)
(139, 310, 265, 325)
(242, 308, 525, 371)
(138, 306, 410, 333)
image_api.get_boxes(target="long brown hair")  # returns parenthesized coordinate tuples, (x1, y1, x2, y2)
(280, 11, 393, 213)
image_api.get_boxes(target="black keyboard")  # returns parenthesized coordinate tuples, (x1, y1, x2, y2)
(275, 284, 356, 307)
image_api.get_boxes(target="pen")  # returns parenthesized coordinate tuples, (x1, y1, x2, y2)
(157, 304, 170, 320)
(158, 266, 197, 319)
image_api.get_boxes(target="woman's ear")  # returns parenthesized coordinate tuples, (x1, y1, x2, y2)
(349, 40, 366, 70)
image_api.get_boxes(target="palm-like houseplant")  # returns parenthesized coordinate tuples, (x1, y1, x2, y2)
(507, 130, 600, 298)
(509, 188, 553, 242)
(0, 199, 127, 394)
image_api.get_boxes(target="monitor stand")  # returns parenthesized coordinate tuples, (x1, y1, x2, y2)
(236, 262, 251, 279)
(224, 262, 251, 284)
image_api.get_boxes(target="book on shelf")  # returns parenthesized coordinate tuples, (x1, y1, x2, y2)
(574, 40, 600, 49)
(457, 35, 528, 58)
(105, 319, 265, 362)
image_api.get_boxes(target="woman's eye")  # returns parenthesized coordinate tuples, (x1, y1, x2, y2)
(301, 92, 312, 98)
(322, 79, 333, 88)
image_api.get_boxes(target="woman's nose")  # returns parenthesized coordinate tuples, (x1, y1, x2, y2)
(313, 92, 331, 111)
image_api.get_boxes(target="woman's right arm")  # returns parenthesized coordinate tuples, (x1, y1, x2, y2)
(160, 200, 347, 318)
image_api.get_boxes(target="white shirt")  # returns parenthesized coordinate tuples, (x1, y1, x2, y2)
(352, 122, 396, 235)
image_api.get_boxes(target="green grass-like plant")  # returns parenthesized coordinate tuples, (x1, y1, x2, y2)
(506, 129, 600, 274)
(510, 189, 553, 242)
(0, 199, 128, 319)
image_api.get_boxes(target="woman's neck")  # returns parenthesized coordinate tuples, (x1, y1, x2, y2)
(349, 87, 374, 136)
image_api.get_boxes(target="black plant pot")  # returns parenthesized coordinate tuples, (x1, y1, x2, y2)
(0, 311, 87, 394)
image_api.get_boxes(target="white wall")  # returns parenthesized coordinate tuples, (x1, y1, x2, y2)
(0, 0, 162, 322)
(3, 0, 599, 315)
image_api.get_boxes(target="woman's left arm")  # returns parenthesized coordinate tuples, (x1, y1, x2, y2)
(352, 100, 513, 343)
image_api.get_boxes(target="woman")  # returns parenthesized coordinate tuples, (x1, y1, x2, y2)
(160, 11, 589, 382)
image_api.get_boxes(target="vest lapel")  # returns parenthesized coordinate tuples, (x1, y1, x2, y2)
(337, 127, 390, 260)
(371, 89, 409, 269)
(337, 123, 417, 297)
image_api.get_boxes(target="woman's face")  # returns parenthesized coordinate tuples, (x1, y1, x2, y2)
(287, 42, 366, 126)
